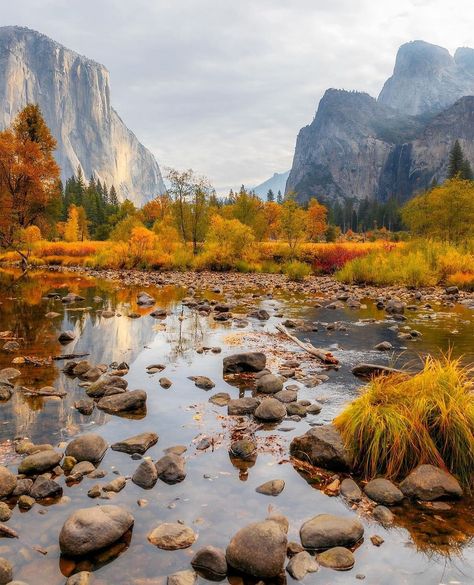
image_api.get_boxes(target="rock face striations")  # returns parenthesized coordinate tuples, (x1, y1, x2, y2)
(0, 26, 165, 205)
(286, 41, 474, 205)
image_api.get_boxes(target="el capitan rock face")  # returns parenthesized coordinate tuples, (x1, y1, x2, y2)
(286, 41, 474, 205)
(0, 26, 165, 205)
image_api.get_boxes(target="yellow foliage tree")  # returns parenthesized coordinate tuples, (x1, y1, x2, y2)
(64, 205, 80, 242)
(129, 226, 157, 266)
(402, 178, 474, 243)
(280, 197, 307, 254)
(200, 214, 256, 269)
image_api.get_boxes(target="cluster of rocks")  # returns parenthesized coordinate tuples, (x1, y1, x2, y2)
(63, 359, 147, 416)
(290, 423, 465, 505)
(221, 352, 324, 423)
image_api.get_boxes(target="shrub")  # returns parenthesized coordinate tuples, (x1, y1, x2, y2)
(282, 260, 312, 281)
(334, 356, 474, 487)
(447, 272, 474, 291)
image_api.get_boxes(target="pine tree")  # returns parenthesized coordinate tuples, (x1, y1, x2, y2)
(266, 189, 275, 202)
(448, 140, 466, 179)
(276, 190, 283, 204)
(109, 185, 119, 206)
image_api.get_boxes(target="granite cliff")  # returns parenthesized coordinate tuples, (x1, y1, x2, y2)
(0, 26, 165, 205)
(286, 41, 474, 204)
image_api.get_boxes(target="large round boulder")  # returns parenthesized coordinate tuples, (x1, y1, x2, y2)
(226, 518, 287, 578)
(400, 464, 463, 501)
(65, 434, 108, 464)
(300, 514, 363, 550)
(59, 505, 134, 557)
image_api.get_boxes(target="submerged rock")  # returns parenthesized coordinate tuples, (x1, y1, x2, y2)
(223, 352, 266, 374)
(290, 425, 351, 471)
(399, 464, 463, 501)
(226, 518, 288, 578)
(59, 505, 134, 557)
(65, 434, 108, 464)
(148, 522, 196, 549)
(300, 514, 364, 550)
(209, 392, 231, 406)
(167, 570, 197, 585)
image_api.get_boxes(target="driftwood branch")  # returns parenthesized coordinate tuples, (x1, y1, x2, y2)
(351, 363, 408, 379)
(276, 324, 339, 365)
(52, 353, 90, 361)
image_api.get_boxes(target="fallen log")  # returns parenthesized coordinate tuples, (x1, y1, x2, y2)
(0, 523, 18, 538)
(276, 324, 339, 365)
(52, 353, 90, 361)
(19, 386, 67, 397)
(352, 363, 408, 379)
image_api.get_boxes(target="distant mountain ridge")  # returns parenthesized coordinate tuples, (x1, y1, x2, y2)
(253, 170, 289, 198)
(286, 41, 474, 205)
(0, 26, 165, 205)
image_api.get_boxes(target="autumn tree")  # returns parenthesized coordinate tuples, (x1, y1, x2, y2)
(0, 104, 60, 265)
(402, 178, 474, 243)
(167, 168, 212, 254)
(263, 201, 282, 240)
(306, 198, 328, 241)
(64, 205, 80, 242)
(142, 194, 173, 227)
(280, 194, 307, 255)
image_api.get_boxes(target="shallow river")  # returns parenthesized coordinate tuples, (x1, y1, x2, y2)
(0, 268, 473, 585)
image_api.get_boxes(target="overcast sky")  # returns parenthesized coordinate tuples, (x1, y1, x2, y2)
(2, 1, 474, 191)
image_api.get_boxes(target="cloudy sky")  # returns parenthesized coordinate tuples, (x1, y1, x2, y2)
(2, 1, 473, 191)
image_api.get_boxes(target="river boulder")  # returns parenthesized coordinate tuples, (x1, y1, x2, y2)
(290, 425, 351, 471)
(226, 518, 288, 578)
(223, 352, 266, 374)
(59, 505, 134, 557)
(400, 464, 463, 501)
(65, 434, 108, 464)
(300, 514, 364, 550)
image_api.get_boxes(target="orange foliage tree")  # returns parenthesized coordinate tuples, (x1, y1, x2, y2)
(0, 104, 60, 265)
(306, 197, 328, 241)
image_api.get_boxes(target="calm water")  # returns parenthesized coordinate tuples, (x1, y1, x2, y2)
(0, 268, 473, 585)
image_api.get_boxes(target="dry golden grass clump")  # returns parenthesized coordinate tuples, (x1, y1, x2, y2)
(334, 356, 474, 487)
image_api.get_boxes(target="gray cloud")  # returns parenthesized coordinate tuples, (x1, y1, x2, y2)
(2, 0, 473, 191)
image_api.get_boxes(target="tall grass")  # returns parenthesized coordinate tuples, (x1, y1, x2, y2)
(337, 240, 474, 288)
(334, 356, 474, 487)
